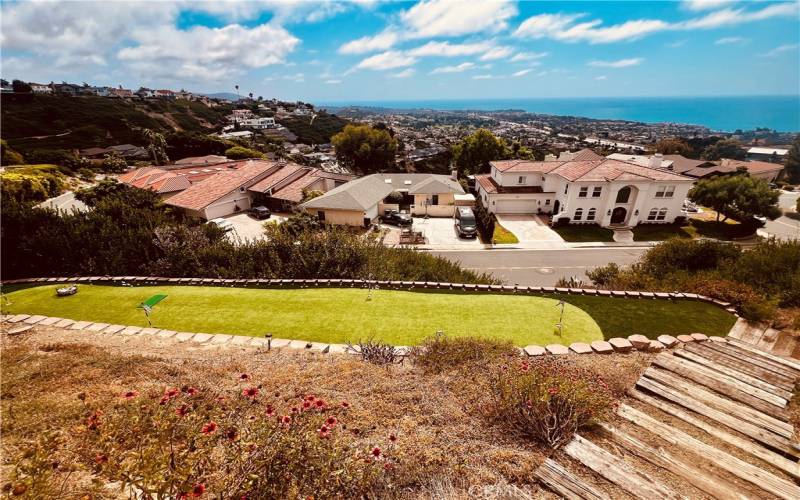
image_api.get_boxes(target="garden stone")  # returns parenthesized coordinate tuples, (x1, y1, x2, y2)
(191, 333, 213, 343)
(326, 344, 349, 354)
(545, 344, 569, 355)
(7, 325, 34, 335)
(54, 319, 75, 328)
(709, 336, 727, 343)
(288, 340, 311, 350)
(608, 337, 633, 352)
(156, 330, 177, 338)
(569, 342, 592, 354)
(86, 323, 110, 332)
(524, 345, 546, 356)
(174, 332, 196, 342)
(676, 334, 695, 343)
(120, 326, 142, 336)
(690, 333, 709, 342)
(140, 327, 160, 335)
(70, 321, 93, 330)
(648, 340, 665, 352)
(590, 340, 613, 353)
(23, 315, 47, 324)
(103, 325, 125, 334)
(8, 314, 30, 323)
(209, 334, 233, 345)
(657, 335, 678, 348)
(230, 335, 253, 346)
(627, 335, 650, 350)
(38, 317, 62, 326)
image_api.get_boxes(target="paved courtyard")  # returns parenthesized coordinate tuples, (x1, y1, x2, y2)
(495, 214, 564, 244)
(222, 212, 289, 243)
(412, 216, 482, 247)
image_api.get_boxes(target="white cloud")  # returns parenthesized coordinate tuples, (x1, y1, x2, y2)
(760, 43, 800, 58)
(338, 31, 399, 54)
(407, 40, 494, 57)
(389, 68, 415, 78)
(513, 3, 798, 44)
(430, 62, 475, 74)
(510, 52, 549, 62)
(595, 75, 608, 80)
(682, 0, 736, 12)
(118, 23, 300, 81)
(472, 74, 498, 80)
(512, 69, 533, 77)
(400, 0, 517, 38)
(588, 58, 644, 68)
(715, 36, 747, 45)
(479, 46, 515, 61)
(283, 73, 305, 82)
(666, 39, 688, 48)
(324, 79, 342, 84)
(355, 50, 417, 70)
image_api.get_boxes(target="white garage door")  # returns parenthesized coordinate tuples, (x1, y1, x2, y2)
(204, 197, 251, 220)
(495, 199, 537, 214)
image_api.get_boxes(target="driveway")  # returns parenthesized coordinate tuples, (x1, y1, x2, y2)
(223, 212, 288, 243)
(410, 216, 482, 248)
(495, 214, 564, 244)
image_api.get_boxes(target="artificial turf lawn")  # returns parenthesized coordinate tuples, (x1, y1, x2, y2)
(1, 285, 736, 345)
(492, 223, 520, 244)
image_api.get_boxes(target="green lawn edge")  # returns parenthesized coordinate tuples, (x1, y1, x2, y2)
(2, 284, 735, 344)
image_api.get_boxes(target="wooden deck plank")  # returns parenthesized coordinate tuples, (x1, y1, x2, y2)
(727, 338, 800, 374)
(652, 354, 789, 420)
(598, 422, 750, 500)
(757, 328, 782, 352)
(704, 341, 799, 382)
(726, 317, 750, 340)
(629, 389, 800, 480)
(638, 374, 798, 455)
(688, 343, 795, 391)
(642, 367, 794, 439)
(563, 434, 681, 500)
(738, 322, 767, 345)
(618, 404, 800, 500)
(533, 459, 611, 500)
(673, 349, 793, 400)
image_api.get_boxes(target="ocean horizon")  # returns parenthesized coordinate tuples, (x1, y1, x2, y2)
(319, 95, 800, 133)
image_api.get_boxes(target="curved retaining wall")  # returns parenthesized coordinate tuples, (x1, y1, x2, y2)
(1, 276, 738, 356)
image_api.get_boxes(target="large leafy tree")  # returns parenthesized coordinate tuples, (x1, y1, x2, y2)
(654, 138, 693, 157)
(784, 135, 800, 183)
(701, 138, 746, 160)
(331, 124, 398, 174)
(452, 128, 511, 175)
(689, 173, 780, 222)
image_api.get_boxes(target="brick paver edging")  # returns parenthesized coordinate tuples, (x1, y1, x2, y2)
(2, 277, 735, 357)
(1, 313, 725, 357)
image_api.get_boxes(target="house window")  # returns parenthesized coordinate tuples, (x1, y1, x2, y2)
(655, 185, 675, 198)
(518, 176, 526, 184)
(578, 187, 588, 198)
(545, 199, 551, 205)
(431, 195, 439, 205)
(647, 208, 658, 221)
(564, 185, 568, 194)
(656, 207, 668, 221)
(592, 187, 602, 198)
(587, 208, 597, 221)
(574, 208, 583, 221)
(615, 186, 631, 204)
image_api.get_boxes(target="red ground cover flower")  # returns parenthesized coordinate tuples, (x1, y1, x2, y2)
(325, 416, 337, 427)
(176, 405, 190, 418)
(265, 405, 275, 417)
(371, 447, 381, 458)
(239, 373, 249, 381)
(201, 421, 218, 435)
(121, 390, 139, 400)
(191, 483, 205, 497)
(242, 387, 259, 399)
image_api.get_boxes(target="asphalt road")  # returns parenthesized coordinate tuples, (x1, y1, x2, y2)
(762, 190, 800, 240)
(432, 247, 648, 286)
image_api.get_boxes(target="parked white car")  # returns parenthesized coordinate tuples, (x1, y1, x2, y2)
(208, 218, 234, 232)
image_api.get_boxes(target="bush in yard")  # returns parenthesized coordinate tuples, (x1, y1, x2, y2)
(61, 379, 394, 498)
(411, 334, 519, 374)
(485, 357, 616, 448)
(347, 338, 404, 365)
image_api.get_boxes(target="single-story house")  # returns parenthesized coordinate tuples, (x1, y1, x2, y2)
(747, 147, 789, 163)
(301, 173, 469, 227)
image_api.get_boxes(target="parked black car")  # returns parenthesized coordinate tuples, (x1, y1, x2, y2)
(455, 207, 478, 238)
(249, 206, 271, 220)
(381, 210, 412, 227)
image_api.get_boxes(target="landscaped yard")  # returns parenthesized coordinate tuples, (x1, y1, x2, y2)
(632, 219, 756, 241)
(551, 224, 615, 242)
(2, 284, 736, 344)
(491, 222, 519, 244)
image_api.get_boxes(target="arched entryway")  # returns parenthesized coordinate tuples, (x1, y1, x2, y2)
(611, 207, 627, 224)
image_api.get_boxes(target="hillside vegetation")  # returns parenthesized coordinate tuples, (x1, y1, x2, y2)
(1, 94, 233, 152)
(278, 112, 348, 144)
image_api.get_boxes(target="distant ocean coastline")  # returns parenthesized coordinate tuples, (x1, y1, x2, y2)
(319, 95, 800, 133)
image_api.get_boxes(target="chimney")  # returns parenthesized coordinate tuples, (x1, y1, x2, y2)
(649, 153, 663, 169)
(451, 169, 458, 180)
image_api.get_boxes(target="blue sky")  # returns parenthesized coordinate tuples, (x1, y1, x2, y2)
(2, 1, 798, 102)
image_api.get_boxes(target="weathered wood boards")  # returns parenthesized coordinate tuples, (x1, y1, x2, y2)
(533, 459, 611, 500)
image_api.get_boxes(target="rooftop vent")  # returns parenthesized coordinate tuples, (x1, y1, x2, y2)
(384, 179, 392, 183)
(404, 180, 412, 185)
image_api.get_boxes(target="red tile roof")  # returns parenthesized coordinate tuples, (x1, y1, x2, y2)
(248, 163, 306, 193)
(491, 160, 562, 173)
(118, 167, 190, 194)
(165, 161, 276, 211)
(719, 159, 784, 175)
(570, 148, 604, 161)
(475, 174, 546, 194)
(550, 159, 692, 182)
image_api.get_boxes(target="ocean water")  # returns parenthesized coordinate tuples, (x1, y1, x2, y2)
(321, 95, 800, 132)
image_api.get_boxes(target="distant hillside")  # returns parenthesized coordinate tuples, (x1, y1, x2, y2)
(277, 112, 349, 144)
(202, 92, 241, 101)
(1, 94, 234, 153)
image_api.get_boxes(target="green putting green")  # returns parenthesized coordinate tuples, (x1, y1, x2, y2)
(1, 284, 736, 345)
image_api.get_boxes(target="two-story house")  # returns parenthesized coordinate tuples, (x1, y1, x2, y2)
(475, 149, 694, 227)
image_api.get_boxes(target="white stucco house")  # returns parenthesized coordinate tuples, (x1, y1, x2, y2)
(475, 149, 694, 227)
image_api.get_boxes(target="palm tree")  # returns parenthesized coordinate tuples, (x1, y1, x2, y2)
(235, 84, 240, 101)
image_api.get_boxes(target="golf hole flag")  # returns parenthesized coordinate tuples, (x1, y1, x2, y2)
(139, 294, 167, 326)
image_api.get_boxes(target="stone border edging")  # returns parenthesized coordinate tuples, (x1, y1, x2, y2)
(1, 276, 736, 358)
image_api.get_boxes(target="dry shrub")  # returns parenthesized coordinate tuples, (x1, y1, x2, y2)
(410, 334, 519, 374)
(484, 357, 616, 449)
(347, 338, 404, 365)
